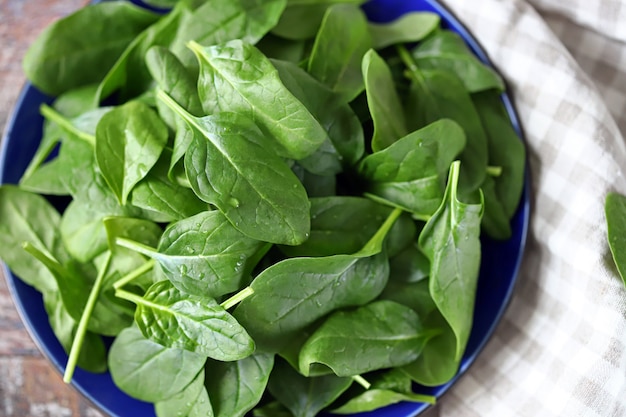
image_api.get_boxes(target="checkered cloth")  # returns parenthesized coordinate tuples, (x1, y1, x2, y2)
(434, 0, 626, 416)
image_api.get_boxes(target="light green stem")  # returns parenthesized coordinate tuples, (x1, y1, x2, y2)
(396, 44, 424, 83)
(356, 207, 403, 257)
(63, 252, 112, 383)
(487, 165, 503, 177)
(113, 259, 155, 290)
(115, 237, 158, 258)
(220, 287, 254, 310)
(352, 375, 371, 390)
(40, 104, 95, 145)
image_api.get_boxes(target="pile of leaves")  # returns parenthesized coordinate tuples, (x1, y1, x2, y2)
(0, 0, 526, 416)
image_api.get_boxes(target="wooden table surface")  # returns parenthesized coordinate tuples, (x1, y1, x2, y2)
(0, 2, 441, 416)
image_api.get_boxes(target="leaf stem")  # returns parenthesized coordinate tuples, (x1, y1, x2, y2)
(220, 286, 254, 310)
(63, 251, 112, 383)
(357, 207, 403, 256)
(113, 259, 155, 290)
(486, 165, 502, 177)
(115, 237, 158, 258)
(40, 104, 95, 145)
(352, 375, 371, 390)
(396, 45, 424, 83)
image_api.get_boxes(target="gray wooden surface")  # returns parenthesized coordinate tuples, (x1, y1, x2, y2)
(0, 2, 441, 416)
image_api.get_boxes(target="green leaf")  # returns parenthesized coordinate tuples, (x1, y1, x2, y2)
(0, 185, 64, 293)
(400, 309, 459, 386)
(369, 12, 440, 50)
(418, 161, 483, 361)
(479, 175, 512, 240)
(191, 40, 328, 160)
(59, 199, 109, 263)
(298, 300, 432, 376)
(234, 252, 389, 352)
(362, 49, 407, 152)
(307, 4, 372, 102)
(23, 2, 159, 95)
(412, 30, 505, 93)
(130, 150, 208, 222)
(205, 353, 275, 417)
(43, 290, 107, 374)
(96, 2, 187, 102)
(123, 280, 255, 360)
(271, 0, 367, 41)
(359, 119, 466, 217)
(95, 101, 168, 206)
(155, 369, 214, 417)
(401, 46, 489, 193)
(169, 0, 287, 68)
(117, 210, 263, 297)
(331, 388, 435, 414)
(472, 89, 526, 218)
(268, 358, 352, 417)
(606, 192, 626, 286)
(109, 325, 207, 403)
(158, 91, 311, 246)
(253, 401, 293, 417)
(272, 58, 365, 172)
(279, 196, 395, 257)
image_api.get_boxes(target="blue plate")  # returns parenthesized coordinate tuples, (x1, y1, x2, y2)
(0, 0, 530, 416)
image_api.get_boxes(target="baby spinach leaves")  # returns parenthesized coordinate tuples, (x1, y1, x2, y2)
(117, 280, 254, 360)
(419, 161, 484, 361)
(3, 2, 529, 416)
(192, 40, 328, 160)
(95, 101, 168, 206)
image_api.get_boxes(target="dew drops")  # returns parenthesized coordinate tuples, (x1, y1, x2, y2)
(179, 264, 188, 275)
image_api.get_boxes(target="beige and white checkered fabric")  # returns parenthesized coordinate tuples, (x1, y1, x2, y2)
(434, 0, 626, 416)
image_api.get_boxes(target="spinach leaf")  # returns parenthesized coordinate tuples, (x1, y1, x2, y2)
(23, 2, 159, 96)
(234, 251, 389, 352)
(118, 280, 254, 360)
(204, 353, 275, 417)
(418, 161, 483, 361)
(155, 369, 214, 417)
(257, 34, 308, 63)
(23, 244, 131, 337)
(130, 149, 208, 222)
(95, 101, 168, 206)
(268, 358, 352, 417)
(109, 325, 207, 403)
(331, 388, 435, 414)
(411, 30, 505, 93)
(0, 185, 64, 293)
(401, 47, 488, 193)
(606, 192, 626, 285)
(272, 58, 365, 172)
(146, 45, 203, 124)
(479, 175, 512, 240)
(387, 249, 430, 287)
(191, 40, 328, 160)
(362, 49, 407, 152)
(472, 89, 526, 218)
(169, 0, 287, 68)
(96, 3, 185, 102)
(234, 209, 401, 352)
(43, 290, 107, 374)
(369, 12, 440, 50)
(307, 4, 372, 102)
(359, 119, 466, 217)
(252, 401, 293, 417)
(272, 0, 366, 41)
(299, 300, 432, 376)
(158, 91, 311, 246)
(400, 310, 459, 386)
(278, 196, 394, 257)
(60, 199, 109, 263)
(117, 210, 263, 298)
